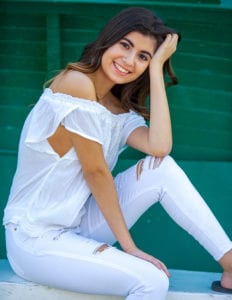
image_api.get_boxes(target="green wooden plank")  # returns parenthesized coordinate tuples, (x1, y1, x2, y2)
(46, 14, 61, 76)
(0, 13, 45, 27)
(0, 55, 46, 71)
(0, 127, 21, 153)
(1, 2, 231, 19)
(168, 21, 232, 43)
(173, 53, 232, 74)
(178, 40, 231, 59)
(0, 87, 42, 105)
(61, 29, 99, 43)
(171, 144, 232, 161)
(0, 0, 223, 4)
(175, 69, 232, 91)
(0, 26, 46, 42)
(155, 6, 232, 22)
(0, 41, 46, 56)
(0, 105, 30, 127)
(0, 70, 47, 88)
(61, 43, 86, 64)
(167, 86, 232, 112)
(59, 8, 232, 38)
(172, 127, 231, 148)
(60, 13, 112, 30)
(170, 108, 232, 131)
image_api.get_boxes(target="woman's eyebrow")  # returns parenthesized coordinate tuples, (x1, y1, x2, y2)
(122, 37, 153, 59)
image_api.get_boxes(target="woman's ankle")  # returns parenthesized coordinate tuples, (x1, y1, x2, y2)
(221, 271, 232, 288)
(219, 249, 232, 273)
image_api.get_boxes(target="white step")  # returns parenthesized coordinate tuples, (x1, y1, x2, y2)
(0, 259, 231, 300)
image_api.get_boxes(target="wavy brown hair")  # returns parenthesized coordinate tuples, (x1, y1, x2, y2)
(53, 7, 181, 120)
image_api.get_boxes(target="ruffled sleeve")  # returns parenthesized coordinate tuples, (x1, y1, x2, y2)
(24, 89, 105, 154)
(61, 108, 103, 144)
(120, 111, 147, 147)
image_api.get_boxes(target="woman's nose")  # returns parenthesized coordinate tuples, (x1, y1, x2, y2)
(123, 53, 135, 67)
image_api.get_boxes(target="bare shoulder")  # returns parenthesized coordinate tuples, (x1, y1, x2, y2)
(49, 70, 96, 101)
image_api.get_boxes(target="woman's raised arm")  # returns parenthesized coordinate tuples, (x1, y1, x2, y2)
(127, 34, 179, 157)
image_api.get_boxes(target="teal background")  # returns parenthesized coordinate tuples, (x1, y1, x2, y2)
(0, 0, 231, 272)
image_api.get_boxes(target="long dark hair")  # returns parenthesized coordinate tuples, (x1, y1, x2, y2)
(60, 7, 181, 119)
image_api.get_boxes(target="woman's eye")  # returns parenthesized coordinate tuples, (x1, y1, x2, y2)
(139, 54, 148, 61)
(120, 41, 130, 49)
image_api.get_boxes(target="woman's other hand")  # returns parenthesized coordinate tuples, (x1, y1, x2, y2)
(127, 247, 170, 277)
(151, 33, 179, 68)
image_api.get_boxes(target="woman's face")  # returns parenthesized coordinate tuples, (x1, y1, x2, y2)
(100, 31, 157, 84)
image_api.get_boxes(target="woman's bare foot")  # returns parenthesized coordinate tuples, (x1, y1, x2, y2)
(221, 271, 232, 289)
(219, 249, 232, 289)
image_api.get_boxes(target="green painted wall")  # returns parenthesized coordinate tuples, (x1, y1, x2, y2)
(0, 0, 231, 272)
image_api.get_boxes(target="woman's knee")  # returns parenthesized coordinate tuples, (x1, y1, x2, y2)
(136, 266, 169, 297)
(136, 155, 177, 179)
(144, 271, 169, 299)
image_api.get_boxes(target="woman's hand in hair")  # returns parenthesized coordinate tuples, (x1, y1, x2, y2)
(127, 247, 170, 277)
(150, 33, 179, 68)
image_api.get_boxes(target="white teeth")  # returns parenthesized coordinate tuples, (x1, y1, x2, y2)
(114, 62, 129, 74)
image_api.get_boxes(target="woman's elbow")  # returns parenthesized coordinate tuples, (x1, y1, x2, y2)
(83, 167, 110, 184)
(150, 143, 172, 158)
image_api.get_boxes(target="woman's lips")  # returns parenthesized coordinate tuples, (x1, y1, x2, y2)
(113, 62, 131, 75)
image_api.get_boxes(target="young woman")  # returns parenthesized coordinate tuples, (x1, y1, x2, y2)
(3, 7, 232, 299)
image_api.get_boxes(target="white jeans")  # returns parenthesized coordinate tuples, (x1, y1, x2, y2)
(5, 156, 232, 300)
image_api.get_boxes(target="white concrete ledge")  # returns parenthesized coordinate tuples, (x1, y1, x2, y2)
(0, 259, 232, 300)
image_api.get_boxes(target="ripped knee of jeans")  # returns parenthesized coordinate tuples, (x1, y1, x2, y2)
(149, 156, 164, 170)
(136, 159, 144, 180)
(136, 156, 164, 180)
(93, 243, 110, 255)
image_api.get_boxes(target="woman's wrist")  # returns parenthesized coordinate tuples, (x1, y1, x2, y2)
(122, 241, 137, 254)
(149, 62, 164, 75)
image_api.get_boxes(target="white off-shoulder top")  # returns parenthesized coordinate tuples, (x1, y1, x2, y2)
(3, 88, 147, 237)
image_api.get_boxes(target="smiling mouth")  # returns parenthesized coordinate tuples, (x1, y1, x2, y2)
(113, 62, 131, 75)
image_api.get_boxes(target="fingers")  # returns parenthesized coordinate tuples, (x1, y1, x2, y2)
(165, 33, 179, 42)
(151, 33, 178, 67)
(155, 260, 171, 278)
(128, 248, 170, 277)
(163, 33, 178, 51)
(147, 256, 170, 277)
